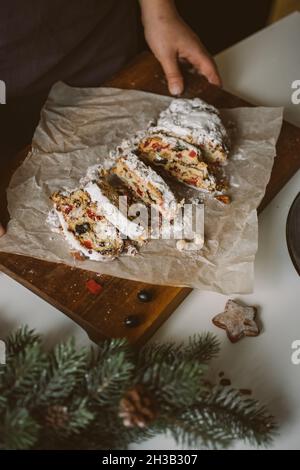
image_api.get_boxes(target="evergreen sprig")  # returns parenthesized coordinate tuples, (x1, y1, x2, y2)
(0, 327, 277, 450)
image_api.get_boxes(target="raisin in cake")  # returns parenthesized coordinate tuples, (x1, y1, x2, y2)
(51, 189, 124, 261)
(110, 150, 179, 220)
(149, 98, 229, 164)
(137, 133, 216, 192)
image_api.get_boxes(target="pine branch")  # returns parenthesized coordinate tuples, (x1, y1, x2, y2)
(0, 408, 40, 450)
(138, 334, 219, 372)
(199, 386, 277, 447)
(86, 338, 135, 406)
(0, 326, 44, 399)
(38, 338, 88, 405)
(6, 326, 40, 355)
(137, 342, 183, 372)
(0, 327, 277, 450)
(66, 398, 94, 435)
(94, 337, 131, 362)
(184, 333, 220, 363)
(1, 342, 48, 406)
(167, 386, 277, 449)
(141, 359, 206, 408)
(136, 336, 219, 407)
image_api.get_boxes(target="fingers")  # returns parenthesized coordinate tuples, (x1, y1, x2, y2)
(159, 53, 184, 96)
(190, 48, 222, 87)
(200, 57, 222, 87)
(161, 47, 222, 93)
(0, 223, 5, 238)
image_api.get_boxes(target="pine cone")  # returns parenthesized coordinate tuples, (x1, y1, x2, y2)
(119, 384, 157, 428)
(45, 405, 69, 431)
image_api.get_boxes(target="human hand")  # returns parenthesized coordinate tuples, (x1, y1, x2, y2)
(140, 0, 221, 96)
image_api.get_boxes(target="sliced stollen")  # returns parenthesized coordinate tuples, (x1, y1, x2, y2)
(84, 175, 147, 244)
(50, 188, 124, 261)
(149, 98, 230, 164)
(137, 132, 216, 192)
(110, 149, 180, 221)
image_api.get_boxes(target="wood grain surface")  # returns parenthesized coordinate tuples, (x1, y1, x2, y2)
(1, 52, 300, 345)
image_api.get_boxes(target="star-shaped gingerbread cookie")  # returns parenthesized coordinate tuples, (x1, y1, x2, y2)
(212, 299, 260, 343)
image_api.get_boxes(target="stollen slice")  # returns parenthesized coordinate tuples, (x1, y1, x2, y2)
(150, 98, 230, 164)
(84, 174, 147, 245)
(137, 132, 216, 192)
(50, 188, 124, 261)
(110, 150, 180, 221)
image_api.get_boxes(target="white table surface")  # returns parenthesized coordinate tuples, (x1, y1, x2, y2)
(1, 13, 300, 451)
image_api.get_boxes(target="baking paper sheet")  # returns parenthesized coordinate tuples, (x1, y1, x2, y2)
(0, 83, 283, 293)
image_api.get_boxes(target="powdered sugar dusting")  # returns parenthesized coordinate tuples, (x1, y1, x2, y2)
(117, 149, 179, 219)
(80, 164, 102, 186)
(151, 98, 229, 152)
(46, 209, 61, 233)
(85, 181, 146, 241)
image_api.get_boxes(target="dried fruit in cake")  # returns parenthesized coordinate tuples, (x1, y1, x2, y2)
(50, 188, 124, 261)
(215, 194, 231, 205)
(137, 133, 216, 192)
(110, 150, 179, 220)
(149, 98, 230, 164)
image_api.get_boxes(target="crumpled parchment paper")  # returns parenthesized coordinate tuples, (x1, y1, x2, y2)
(0, 83, 283, 293)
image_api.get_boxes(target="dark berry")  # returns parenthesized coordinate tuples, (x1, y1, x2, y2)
(124, 315, 140, 328)
(137, 289, 153, 302)
(75, 223, 90, 235)
(154, 156, 168, 165)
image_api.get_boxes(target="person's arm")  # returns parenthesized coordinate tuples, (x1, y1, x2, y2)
(139, 0, 221, 95)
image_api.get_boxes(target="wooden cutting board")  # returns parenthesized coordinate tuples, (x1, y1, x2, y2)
(1, 52, 300, 346)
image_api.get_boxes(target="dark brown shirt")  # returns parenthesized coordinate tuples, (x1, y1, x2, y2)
(0, 0, 138, 97)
